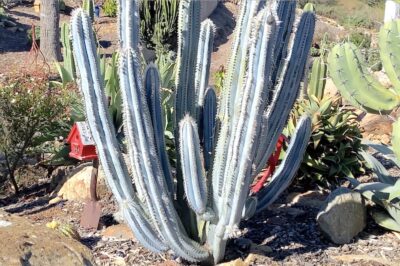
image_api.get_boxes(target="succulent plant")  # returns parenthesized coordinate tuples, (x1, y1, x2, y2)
(140, 0, 179, 52)
(70, 0, 315, 263)
(328, 18, 400, 231)
(288, 96, 366, 187)
(347, 145, 400, 232)
(56, 22, 75, 87)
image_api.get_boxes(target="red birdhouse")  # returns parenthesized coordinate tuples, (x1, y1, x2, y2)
(66, 122, 98, 161)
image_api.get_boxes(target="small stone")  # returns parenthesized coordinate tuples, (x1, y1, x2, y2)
(0, 220, 12, 227)
(341, 244, 350, 252)
(49, 196, 63, 205)
(158, 260, 179, 266)
(286, 190, 326, 208)
(102, 224, 135, 240)
(285, 207, 306, 217)
(244, 253, 267, 265)
(217, 258, 247, 266)
(317, 188, 366, 244)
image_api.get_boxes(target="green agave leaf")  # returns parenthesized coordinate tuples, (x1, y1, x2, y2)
(389, 179, 400, 202)
(360, 150, 396, 185)
(319, 98, 332, 115)
(354, 182, 392, 205)
(392, 119, 400, 163)
(55, 63, 74, 88)
(371, 209, 400, 232)
(382, 199, 400, 224)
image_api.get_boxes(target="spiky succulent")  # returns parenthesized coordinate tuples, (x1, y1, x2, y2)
(70, 0, 315, 263)
(328, 17, 400, 232)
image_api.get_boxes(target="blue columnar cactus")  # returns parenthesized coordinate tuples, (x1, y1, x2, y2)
(71, 0, 315, 263)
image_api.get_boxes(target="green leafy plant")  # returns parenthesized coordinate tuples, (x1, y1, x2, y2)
(70, 0, 315, 263)
(103, 0, 117, 17)
(348, 31, 372, 49)
(0, 75, 75, 193)
(214, 65, 226, 94)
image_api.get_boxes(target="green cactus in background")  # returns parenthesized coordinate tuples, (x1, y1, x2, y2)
(82, 0, 94, 20)
(56, 22, 75, 87)
(308, 55, 327, 101)
(71, 0, 315, 263)
(328, 19, 400, 232)
(140, 0, 179, 52)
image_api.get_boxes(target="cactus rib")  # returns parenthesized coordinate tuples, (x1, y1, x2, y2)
(71, 9, 166, 253)
(256, 115, 312, 212)
(179, 115, 208, 215)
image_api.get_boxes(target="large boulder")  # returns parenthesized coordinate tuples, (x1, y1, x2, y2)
(0, 210, 94, 265)
(317, 188, 366, 244)
(53, 164, 109, 202)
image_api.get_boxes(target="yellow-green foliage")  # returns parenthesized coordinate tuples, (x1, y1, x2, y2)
(103, 0, 117, 17)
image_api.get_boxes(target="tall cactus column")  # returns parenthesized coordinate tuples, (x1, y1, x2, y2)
(71, 0, 315, 263)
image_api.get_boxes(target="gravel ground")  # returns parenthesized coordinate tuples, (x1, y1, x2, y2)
(1, 172, 400, 266)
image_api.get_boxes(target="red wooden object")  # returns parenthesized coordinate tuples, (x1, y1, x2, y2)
(66, 122, 98, 161)
(251, 135, 287, 194)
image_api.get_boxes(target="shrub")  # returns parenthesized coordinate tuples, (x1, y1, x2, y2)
(346, 31, 372, 49)
(0, 75, 75, 193)
(103, 0, 117, 17)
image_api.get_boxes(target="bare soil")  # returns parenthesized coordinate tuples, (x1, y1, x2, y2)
(1, 2, 400, 266)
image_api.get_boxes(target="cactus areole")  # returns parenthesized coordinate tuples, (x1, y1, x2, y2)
(71, 0, 315, 263)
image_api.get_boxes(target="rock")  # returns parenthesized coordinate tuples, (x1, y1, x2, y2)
(0, 210, 94, 265)
(217, 258, 248, 266)
(244, 253, 267, 265)
(360, 113, 393, 143)
(102, 224, 135, 240)
(286, 190, 327, 209)
(49, 196, 63, 205)
(55, 164, 109, 202)
(317, 188, 366, 244)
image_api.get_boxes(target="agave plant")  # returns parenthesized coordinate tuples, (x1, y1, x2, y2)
(328, 18, 400, 231)
(70, 0, 315, 263)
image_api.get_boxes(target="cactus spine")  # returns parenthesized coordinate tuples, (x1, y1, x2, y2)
(71, 0, 315, 263)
